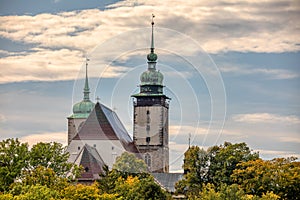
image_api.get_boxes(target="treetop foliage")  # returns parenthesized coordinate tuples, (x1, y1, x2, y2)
(176, 141, 300, 200)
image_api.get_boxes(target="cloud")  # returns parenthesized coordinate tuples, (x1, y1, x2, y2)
(232, 113, 300, 124)
(220, 66, 299, 80)
(255, 149, 300, 159)
(0, 114, 6, 123)
(0, 0, 299, 83)
(169, 125, 208, 136)
(278, 136, 300, 144)
(19, 131, 67, 147)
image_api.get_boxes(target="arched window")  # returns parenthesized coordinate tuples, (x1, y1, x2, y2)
(144, 153, 151, 168)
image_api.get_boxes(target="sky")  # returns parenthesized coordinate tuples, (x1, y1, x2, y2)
(0, 0, 299, 172)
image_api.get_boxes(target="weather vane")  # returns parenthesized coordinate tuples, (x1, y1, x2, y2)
(152, 14, 155, 25)
(85, 56, 90, 67)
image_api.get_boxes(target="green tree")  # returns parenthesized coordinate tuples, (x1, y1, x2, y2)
(97, 152, 167, 199)
(62, 183, 101, 200)
(176, 146, 209, 195)
(20, 166, 68, 190)
(97, 165, 123, 194)
(207, 142, 259, 187)
(231, 157, 300, 199)
(0, 138, 29, 192)
(114, 175, 168, 200)
(113, 152, 148, 174)
(29, 142, 74, 177)
(11, 185, 59, 200)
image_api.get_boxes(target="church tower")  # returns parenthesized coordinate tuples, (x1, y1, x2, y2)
(67, 59, 95, 144)
(132, 16, 170, 173)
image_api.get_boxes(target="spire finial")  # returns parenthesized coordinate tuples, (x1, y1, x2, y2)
(147, 14, 157, 62)
(151, 14, 155, 53)
(83, 57, 90, 101)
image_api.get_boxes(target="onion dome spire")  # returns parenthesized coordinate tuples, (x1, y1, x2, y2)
(147, 14, 158, 62)
(83, 57, 90, 101)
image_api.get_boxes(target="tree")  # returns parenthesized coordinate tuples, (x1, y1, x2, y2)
(0, 139, 81, 192)
(176, 142, 258, 196)
(9, 185, 60, 200)
(0, 138, 29, 192)
(176, 146, 209, 195)
(207, 142, 259, 187)
(29, 142, 74, 177)
(19, 166, 68, 190)
(62, 183, 101, 200)
(97, 152, 167, 199)
(114, 175, 168, 200)
(113, 152, 148, 174)
(231, 157, 300, 199)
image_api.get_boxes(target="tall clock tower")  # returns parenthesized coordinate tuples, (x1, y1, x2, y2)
(132, 16, 170, 173)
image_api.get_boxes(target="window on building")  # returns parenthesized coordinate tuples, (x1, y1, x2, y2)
(145, 154, 151, 168)
(78, 146, 80, 150)
(85, 167, 89, 172)
(93, 144, 96, 148)
(146, 136, 150, 143)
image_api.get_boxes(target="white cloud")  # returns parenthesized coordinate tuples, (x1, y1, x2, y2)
(278, 136, 300, 144)
(255, 149, 300, 159)
(0, 0, 299, 83)
(232, 113, 300, 124)
(169, 125, 208, 136)
(19, 131, 67, 147)
(220, 66, 299, 80)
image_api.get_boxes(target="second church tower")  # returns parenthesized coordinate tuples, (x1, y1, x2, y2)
(132, 16, 170, 173)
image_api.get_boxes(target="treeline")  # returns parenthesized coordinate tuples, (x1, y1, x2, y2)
(0, 138, 299, 199)
(0, 138, 168, 200)
(176, 142, 300, 199)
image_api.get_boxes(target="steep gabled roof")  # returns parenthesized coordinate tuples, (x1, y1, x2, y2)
(72, 102, 140, 154)
(73, 102, 119, 140)
(74, 144, 106, 181)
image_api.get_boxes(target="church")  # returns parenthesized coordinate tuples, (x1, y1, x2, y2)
(66, 17, 182, 191)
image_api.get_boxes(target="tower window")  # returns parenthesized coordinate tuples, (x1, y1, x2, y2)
(85, 167, 89, 172)
(78, 146, 80, 150)
(147, 110, 150, 114)
(93, 144, 96, 148)
(146, 137, 151, 143)
(145, 154, 151, 168)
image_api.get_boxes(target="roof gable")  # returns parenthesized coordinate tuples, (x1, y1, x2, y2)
(72, 102, 140, 154)
(73, 102, 119, 140)
(75, 144, 106, 180)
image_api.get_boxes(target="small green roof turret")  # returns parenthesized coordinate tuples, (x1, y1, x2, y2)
(71, 58, 95, 118)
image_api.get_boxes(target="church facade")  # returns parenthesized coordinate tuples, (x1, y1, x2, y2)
(66, 17, 170, 181)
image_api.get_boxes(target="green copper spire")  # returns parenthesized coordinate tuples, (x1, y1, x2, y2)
(147, 14, 157, 62)
(71, 57, 95, 118)
(83, 58, 90, 101)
